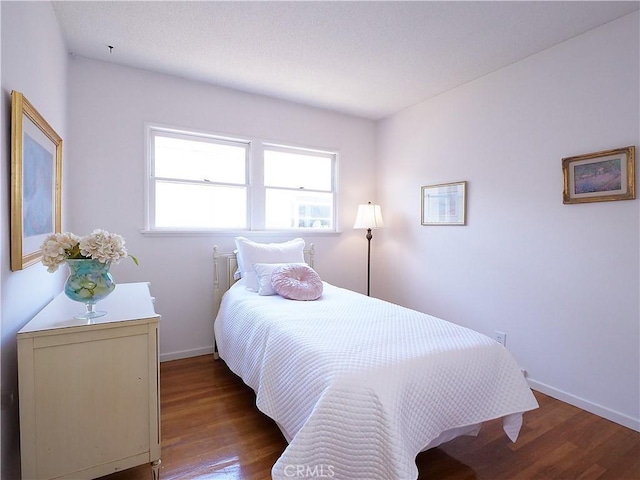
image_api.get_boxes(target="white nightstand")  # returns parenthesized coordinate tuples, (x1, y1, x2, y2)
(17, 282, 161, 480)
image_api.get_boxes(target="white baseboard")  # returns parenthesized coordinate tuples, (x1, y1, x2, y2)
(528, 378, 639, 432)
(160, 346, 214, 363)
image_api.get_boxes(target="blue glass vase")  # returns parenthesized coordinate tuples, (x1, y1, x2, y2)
(64, 259, 116, 320)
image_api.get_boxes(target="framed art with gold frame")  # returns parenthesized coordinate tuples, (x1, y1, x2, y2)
(421, 181, 467, 225)
(562, 146, 635, 205)
(11, 90, 63, 271)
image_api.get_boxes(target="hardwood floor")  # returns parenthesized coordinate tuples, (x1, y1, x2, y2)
(102, 355, 639, 480)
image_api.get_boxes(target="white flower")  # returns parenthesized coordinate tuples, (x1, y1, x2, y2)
(40, 229, 135, 272)
(79, 229, 128, 264)
(41, 232, 81, 273)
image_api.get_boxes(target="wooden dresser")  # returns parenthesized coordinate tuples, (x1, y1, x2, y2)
(17, 282, 161, 480)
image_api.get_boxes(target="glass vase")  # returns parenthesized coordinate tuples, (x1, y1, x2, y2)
(64, 259, 115, 320)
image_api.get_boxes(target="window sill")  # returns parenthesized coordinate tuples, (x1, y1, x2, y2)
(140, 229, 343, 238)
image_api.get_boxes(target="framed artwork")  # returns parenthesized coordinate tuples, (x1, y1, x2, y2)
(562, 146, 635, 204)
(421, 181, 467, 225)
(11, 91, 63, 271)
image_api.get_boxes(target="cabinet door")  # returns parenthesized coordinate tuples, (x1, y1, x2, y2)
(31, 325, 151, 479)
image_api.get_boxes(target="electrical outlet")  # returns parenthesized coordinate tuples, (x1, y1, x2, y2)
(494, 330, 507, 347)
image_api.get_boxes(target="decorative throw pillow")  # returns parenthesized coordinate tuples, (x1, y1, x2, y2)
(272, 264, 323, 301)
(253, 263, 306, 296)
(234, 237, 305, 292)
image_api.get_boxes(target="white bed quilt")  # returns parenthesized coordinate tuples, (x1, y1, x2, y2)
(215, 282, 538, 480)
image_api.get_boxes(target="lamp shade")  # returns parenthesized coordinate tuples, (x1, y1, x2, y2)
(353, 202, 384, 229)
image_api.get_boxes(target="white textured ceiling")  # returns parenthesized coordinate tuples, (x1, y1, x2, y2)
(52, 1, 639, 120)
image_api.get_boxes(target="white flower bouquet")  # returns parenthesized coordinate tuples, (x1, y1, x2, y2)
(41, 229, 138, 273)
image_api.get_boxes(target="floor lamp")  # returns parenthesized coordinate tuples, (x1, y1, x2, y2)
(353, 202, 384, 296)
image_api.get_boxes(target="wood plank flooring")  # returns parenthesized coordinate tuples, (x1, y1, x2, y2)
(102, 355, 639, 480)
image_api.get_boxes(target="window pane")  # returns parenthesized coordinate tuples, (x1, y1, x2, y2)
(155, 135, 246, 184)
(265, 189, 333, 229)
(264, 150, 332, 191)
(155, 181, 246, 229)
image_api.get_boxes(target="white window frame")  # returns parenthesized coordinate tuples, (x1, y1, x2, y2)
(143, 124, 339, 235)
(263, 143, 337, 231)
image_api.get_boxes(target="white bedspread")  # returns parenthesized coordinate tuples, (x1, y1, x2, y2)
(214, 282, 538, 480)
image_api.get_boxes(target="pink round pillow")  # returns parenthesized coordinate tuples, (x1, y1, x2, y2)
(271, 264, 323, 301)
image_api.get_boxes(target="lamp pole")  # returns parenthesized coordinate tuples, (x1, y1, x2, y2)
(366, 228, 372, 296)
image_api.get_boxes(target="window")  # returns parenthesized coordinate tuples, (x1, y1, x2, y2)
(146, 125, 337, 232)
(264, 146, 335, 230)
(148, 127, 249, 230)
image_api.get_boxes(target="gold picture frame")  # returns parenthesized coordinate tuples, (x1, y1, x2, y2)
(421, 181, 467, 225)
(11, 91, 63, 271)
(562, 146, 635, 204)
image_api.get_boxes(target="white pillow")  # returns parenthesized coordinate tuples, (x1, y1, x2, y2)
(234, 237, 306, 292)
(253, 262, 306, 296)
(233, 249, 242, 281)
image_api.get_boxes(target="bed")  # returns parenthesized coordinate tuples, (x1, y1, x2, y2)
(212, 240, 538, 480)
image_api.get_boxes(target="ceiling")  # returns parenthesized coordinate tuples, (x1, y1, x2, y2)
(52, 1, 639, 120)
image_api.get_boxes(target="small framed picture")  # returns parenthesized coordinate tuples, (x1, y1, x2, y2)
(562, 146, 635, 204)
(421, 181, 467, 226)
(10, 91, 63, 271)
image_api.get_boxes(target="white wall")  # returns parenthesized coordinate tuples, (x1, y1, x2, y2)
(0, 2, 68, 477)
(376, 12, 639, 430)
(66, 57, 376, 361)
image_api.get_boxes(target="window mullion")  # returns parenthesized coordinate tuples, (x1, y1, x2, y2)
(250, 142, 265, 230)
(154, 177, 244, 188)
(264, 185, 332, 194)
